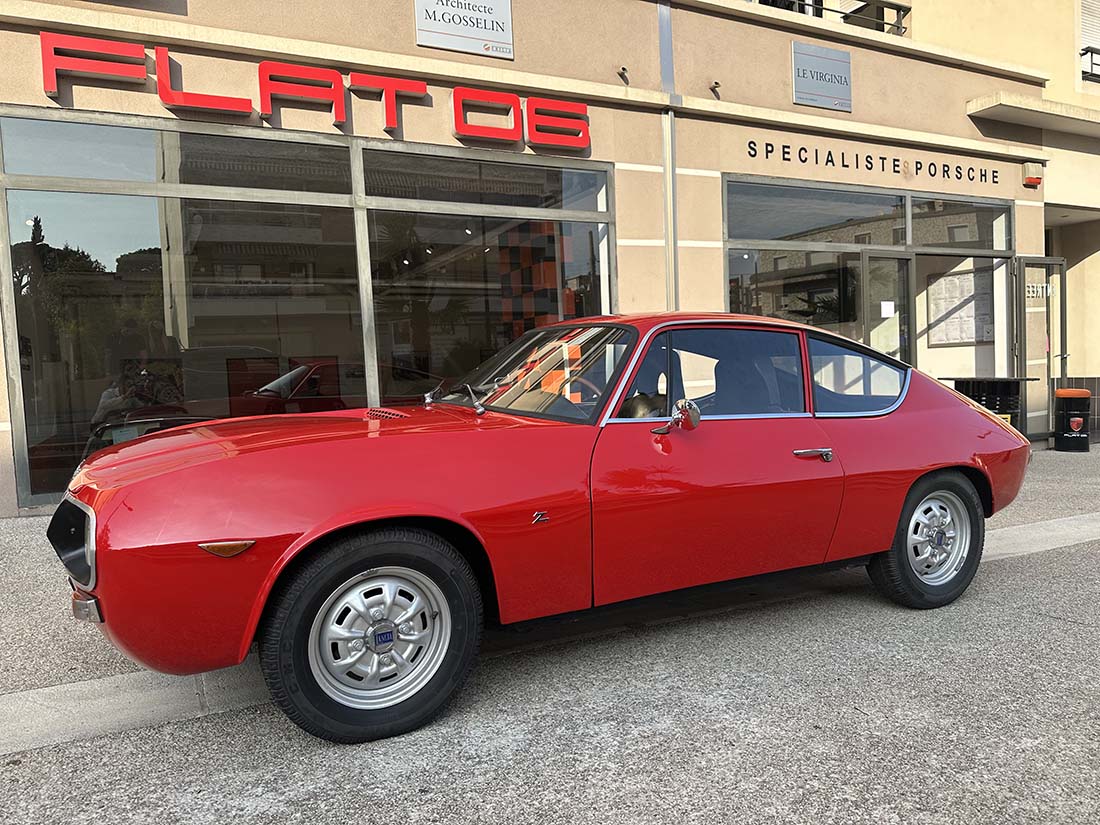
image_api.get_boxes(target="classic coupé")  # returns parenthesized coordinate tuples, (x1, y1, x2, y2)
(50, 313, 1030, 742)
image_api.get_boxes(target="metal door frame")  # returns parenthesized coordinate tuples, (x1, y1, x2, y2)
(1015, 256, 1067, 439)
(860, 249, 917, 367)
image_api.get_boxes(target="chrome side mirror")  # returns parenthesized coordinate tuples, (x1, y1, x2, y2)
(651, 399, 701, 435)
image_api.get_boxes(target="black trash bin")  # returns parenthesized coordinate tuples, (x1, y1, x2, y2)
(1054, 388, 1091, 452)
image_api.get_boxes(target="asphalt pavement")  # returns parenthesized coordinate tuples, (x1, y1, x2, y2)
(1, 447, 1098, 824)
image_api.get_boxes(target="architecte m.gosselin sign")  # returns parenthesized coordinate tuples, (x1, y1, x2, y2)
(415, 0, 514, 60)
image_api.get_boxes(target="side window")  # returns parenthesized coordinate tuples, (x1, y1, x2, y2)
(809, 337, 906, 415)
(669, 328, 806, 416)
(616, 333, 671, 419)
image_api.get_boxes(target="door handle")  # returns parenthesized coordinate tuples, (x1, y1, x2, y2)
(793, 448, 834, 462)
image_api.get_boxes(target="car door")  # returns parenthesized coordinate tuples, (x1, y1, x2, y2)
(590, 324, 846, 606)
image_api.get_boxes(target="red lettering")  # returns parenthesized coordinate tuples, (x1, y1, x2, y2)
(40, 31, 146, 98)
(451, 87, 522, 143)
(155, 47, 251, 114)
(348, 73, 428, 132)
(524, 97, 589, 150)
(259, 61, 346, 125)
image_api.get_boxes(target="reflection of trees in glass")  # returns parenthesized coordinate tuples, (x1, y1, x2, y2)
(10, 215, 163, 380)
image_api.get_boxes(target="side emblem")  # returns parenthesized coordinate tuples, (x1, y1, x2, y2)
(531, 511, 550, 525)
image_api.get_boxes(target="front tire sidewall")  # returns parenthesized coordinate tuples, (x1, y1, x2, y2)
(265, 532, 481, 742)
(873, 472, 985, 608)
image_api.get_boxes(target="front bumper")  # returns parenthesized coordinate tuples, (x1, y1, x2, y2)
(70, 585, 103, 623)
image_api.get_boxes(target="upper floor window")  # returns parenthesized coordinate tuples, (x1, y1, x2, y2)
(754, 0, 909, 35)
(617, 327, 806, 419)
(1082, 0, 1100, 79)
(809, 336, 906, 415)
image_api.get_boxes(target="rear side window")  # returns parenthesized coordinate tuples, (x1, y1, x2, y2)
(809, 337, 906, 415)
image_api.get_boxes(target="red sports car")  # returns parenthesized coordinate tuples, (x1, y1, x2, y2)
(50, 313, 1030, 742)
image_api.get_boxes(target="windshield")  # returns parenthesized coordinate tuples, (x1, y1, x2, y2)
(254, 365, 310, 399)
(441, 325, 633, 422)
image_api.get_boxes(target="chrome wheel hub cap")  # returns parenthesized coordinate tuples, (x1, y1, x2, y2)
(907, 491, 971, 586)
(307, 567, 451, 710)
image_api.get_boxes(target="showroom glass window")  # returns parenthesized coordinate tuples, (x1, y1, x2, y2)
(726, 182, 905, 244)
(0, 119, 611, 502)
(725, 178, 1014, 375)
(364, 151, 610, 404)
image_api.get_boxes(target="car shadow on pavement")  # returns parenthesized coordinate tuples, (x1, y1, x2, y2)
(483, 560, 875, 656)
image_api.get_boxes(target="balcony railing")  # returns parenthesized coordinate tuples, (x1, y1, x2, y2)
(752, 0, 911, 35)
(1082, 46, 1100, 82)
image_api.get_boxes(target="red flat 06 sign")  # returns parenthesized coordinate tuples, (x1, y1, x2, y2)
(39, 31, 589, 150)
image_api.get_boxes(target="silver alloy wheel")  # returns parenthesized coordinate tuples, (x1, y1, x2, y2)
(906, 490, 972, 586)
(307, 566, 452, 710)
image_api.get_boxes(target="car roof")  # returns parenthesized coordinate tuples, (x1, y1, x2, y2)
(545, 312, 910, 370)
(550, 312, 813, 335)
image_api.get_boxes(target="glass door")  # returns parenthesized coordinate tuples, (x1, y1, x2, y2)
(1016, 257, 1067, 439)
(862, 252, 914, 364)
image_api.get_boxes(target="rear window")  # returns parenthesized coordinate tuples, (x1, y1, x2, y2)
(809, 337, 906, 415)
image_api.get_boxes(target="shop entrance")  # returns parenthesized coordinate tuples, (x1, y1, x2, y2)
(862, 252, 914, 364)
(1016, 257, 1067, 439)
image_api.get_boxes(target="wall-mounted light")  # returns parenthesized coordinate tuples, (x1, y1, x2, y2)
(617, 65, 629, 85)
(709, 81, 721, 98)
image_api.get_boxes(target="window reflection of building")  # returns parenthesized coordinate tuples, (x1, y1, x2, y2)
(368, 213, 606, 404)
(726, 180, 1013, 370)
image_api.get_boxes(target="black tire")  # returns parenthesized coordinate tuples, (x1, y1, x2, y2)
(259, 527, 482, 743)
(867, 471, 985, 609)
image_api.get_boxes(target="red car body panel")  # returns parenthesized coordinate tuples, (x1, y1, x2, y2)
(591, 416, 845, 605)
(61, 313, 1030, 676)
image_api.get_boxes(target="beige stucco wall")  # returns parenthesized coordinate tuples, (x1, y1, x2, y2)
(1053, 220, 1100, 376)
(673, 5, 1044, 144)
(28, 0, 664, 92)
(910, 0, 1094, 109)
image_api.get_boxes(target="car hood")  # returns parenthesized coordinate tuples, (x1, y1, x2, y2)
(71, 404, 528, 493)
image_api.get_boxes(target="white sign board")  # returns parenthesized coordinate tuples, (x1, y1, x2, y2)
(414, 0, 514, 60)
(792, 41, 852, 112)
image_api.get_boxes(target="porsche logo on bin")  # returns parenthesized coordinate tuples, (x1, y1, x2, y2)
(1070, 417, 1085, 433)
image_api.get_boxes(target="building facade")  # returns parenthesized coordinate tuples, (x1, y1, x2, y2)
(0, 0, 1095, 514)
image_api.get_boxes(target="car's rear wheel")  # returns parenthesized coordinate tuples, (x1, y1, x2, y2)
(259, 527, 482, 742)
(867, 471, 985, 609)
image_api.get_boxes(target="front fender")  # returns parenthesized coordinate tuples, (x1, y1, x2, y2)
(236, 502, 492, 663)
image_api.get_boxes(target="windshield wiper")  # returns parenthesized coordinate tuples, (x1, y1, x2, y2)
(423, 378, 445, 406)
(461, 383, 486, 415)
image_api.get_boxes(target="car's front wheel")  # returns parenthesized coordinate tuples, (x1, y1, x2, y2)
(259, 527, 482, 742)
(867, 471, 985, 609)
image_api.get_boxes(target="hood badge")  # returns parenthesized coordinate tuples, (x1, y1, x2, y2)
(531, 511, 550, 525)
(198, 540, 256, 558)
